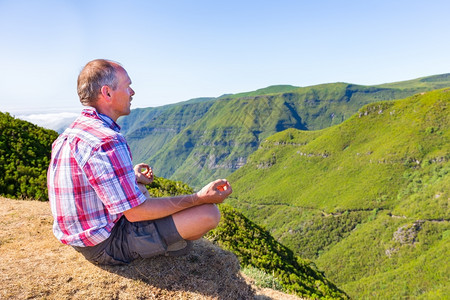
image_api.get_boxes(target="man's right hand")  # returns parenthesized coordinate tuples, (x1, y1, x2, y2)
(196, 179, 232, 204)
(134, 163, 154, 185)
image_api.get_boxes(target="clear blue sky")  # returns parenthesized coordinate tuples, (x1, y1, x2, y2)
(1, 0, 449, 114)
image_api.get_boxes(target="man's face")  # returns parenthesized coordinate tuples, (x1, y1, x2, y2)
(110, 67, 135, 119)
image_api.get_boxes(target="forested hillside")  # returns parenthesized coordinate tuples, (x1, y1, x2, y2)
(124, 101, 216, 173)
(119, 73, 450, 189)
(0, 112, 58, 200)
(227, 88, 449, 299)
(207, 204, 348, 299)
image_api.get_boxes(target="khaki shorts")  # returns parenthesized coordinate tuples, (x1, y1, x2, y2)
(72, 215, 187, 265)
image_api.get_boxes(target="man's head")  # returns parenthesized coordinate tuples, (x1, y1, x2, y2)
(77, 59, 122, 106)
(77, 59, 135, 121)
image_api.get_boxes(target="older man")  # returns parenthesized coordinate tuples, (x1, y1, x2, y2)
(47, 59, 232, 265)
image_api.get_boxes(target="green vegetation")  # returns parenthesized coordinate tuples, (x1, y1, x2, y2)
(141, 177, 347, 298)
(241, 266, 285, 292)
(317, 216, 449, 299)
(0, 112, 58, 200)
(223, 84, 300, 99)
(124, 101, 215, 178)
(146, 176, 194, 197)
(120, 74, 450, 189)
(375, 73, 450, 90)
(207, 204, 348, 299)
(228, 89, 450, 298)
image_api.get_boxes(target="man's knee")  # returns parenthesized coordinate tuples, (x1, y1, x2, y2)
(172, 203, 222, 240)
(199, 204, 221, 230)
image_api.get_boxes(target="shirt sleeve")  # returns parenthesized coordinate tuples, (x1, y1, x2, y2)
(83, 137, 147, 215)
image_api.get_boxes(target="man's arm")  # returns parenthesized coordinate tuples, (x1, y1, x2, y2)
(123, 179, 232, 222)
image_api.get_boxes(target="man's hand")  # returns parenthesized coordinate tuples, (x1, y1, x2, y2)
(196, 179, 232, 204)
(134, 163, 154, 185)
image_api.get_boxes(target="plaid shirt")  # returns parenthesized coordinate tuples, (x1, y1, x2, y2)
(47, 108, 146, 247)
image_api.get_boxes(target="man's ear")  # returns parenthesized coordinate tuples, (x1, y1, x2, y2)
(100, 86, 111, 101)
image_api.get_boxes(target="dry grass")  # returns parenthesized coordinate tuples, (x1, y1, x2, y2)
(0, 197, 301, 300)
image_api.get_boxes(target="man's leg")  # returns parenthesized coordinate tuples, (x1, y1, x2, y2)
(171, 203, 221, 240)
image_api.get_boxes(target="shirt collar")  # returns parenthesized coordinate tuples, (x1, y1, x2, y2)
(81, 107, 121, 132)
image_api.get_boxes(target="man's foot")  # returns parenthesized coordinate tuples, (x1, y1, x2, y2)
(165, 240, 192, 257)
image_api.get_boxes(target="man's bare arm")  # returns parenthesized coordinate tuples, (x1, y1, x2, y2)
(123, 179, 232, 222)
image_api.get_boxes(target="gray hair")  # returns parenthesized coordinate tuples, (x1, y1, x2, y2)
(77, 59, 122, 106)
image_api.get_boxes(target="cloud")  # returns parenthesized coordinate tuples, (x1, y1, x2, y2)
(16, 112, 78, 133)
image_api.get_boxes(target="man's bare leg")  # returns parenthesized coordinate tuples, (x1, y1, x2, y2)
(171, 203, 221, 240)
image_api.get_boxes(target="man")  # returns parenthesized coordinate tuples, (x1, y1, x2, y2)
(47, 59, 232, 265)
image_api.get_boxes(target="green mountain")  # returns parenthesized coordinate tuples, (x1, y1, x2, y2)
(227, 88, 449, 299)
(119, 74, 450, 189)
(124, 101, 215, 171)
(0, 112, 58, 201)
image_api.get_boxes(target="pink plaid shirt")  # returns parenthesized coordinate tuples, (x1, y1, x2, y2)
(47, 108, 146, 247)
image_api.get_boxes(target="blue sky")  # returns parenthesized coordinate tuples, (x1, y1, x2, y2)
(1, 0, 449, 116)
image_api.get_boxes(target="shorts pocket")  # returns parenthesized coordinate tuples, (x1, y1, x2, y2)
(127, 221, 166, 258)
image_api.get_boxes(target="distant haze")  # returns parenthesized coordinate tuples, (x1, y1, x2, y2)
(15, 111, 79, 133)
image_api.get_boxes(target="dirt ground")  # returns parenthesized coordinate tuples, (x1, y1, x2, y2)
(0, 197, 301, 300)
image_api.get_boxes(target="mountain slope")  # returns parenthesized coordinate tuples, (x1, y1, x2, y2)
(376, 73, 450, 90)
(207, 204, 348, 299)
(120, 74, 450, 189)
(0, 112, 58, 200)
(227, 88, 449, 298)
(124, 101, 215, 168)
